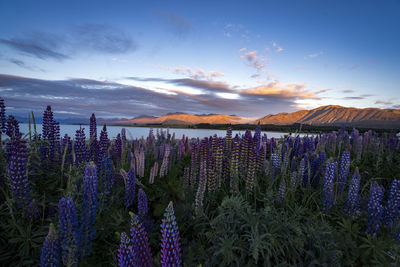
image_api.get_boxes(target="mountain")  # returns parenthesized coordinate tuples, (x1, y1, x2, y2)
(112, 105, 400, 128)
(114, 113, 254, 125)
(256, 105, 400, 128)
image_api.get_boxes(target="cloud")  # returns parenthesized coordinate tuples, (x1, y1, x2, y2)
(0, 74, 324, 118)
(272, 41, 283, 52)
(305, 51, 323, 60)
(155, 9, 191, 36)
(342, 94, 372, 100)
(0, 24, 137, 61)
(241, 50, 266, 70)
(0, 36, 68, 60)
(71, 24, 137, 54)
(243, 80, 317, 99)
(375, 100, 393, 105)
(154, 64, 225, 80)
(342, 89, 354, 93)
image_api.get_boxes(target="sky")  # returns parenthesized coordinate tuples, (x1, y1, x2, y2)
(0, 0, 399, 120)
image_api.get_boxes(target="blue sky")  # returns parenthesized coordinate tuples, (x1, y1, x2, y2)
(0, 0, 399, 119)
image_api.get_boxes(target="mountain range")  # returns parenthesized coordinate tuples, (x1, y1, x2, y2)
(114, 105, 400, 128)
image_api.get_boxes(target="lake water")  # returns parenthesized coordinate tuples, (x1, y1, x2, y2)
(15, 123, 296, 140)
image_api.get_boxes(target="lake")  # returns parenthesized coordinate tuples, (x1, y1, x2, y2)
(15, 123, 298, 140)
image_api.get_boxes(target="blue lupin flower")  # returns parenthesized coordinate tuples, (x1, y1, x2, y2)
(0, 97, 6, 133)
(383, 179, 400, 227)
(160, 201, 182, 267)
(137, 188, 148, 218)
(337, 151, 351, 194)
(277, 180, 286, 204)
(125, 167, 136, 207)
(118, 232, 136, 267)
(344, 168, 361, 216)
(8, 133, 32, 209)
(322, 161, 337, 212)
(130, 213, 153, 267)
(271, 153, 281, 179)
(80, 163, 98, 258)
(58, 197, 80, 266)
(366, 182, 385, 236)
(74, 127, 88, 164)
(40, 223, 61, 267)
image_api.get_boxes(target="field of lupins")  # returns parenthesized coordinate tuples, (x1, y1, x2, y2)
(0, 97, 400, 266)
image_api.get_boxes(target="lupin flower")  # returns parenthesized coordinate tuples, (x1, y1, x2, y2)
(42, 105, 54, 140)
(89, 113, 98, 163)
(138, 188, 148, 218)
(118, 232, 136, 267)
(226, 127, 232, 152)
(80, 163, 98, 258)
(114, 134, 122, 161)
(125, 167, 136, 207)
(344, 168, 361, 216)
(61, 134, 73, 165)
(254, 122, 261, 150)
(8, 133, 32, 209)
(190, 144, 198, 188)
(195, 160, 207, 210)
(383, 179, 400, 227)
(40, 223, 61, 267)
(207, 151, 216, 192)
(0, 97, 6, 133)
(271, 153, 281, 179)
(130, 213, 153, 267)
(337, 151, 351, 194)
(99, 124, 109, 159)
(74, 127, 87, 164)
(6, 115, 19, 138)
(58, 197, 80, 266)
(99, 155, 113, 200)
(277, 180, 286, 204)
(322, 161, 337, 212)
(366, 182, 385, 236)
(246, 147, 257, 193)
(160, 201, 182, 267)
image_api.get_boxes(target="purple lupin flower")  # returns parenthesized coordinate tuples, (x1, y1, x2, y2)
(6, 115, 19, 138)
(271, 153, 281, 179)
(0, 97, 6, 133)
(118, 232, 135, 267)
(207, 150, 216, 192)
(160, 201, 182, 267)
(322, 161, 337, 212)
(130, 213, 153, 267)
(99, 124, 109, 159)
(383, 179, 400, 227)
(125, 166, 136, 207)
(74, 127, 87, 164)
(99, 155, 113, 202)
(89, 113, 98, 163)
(366, 182, 385, 236)
(246, 147, 257, 193)
(42, 105, 54, 140)
(337, 151, 351, 194)
(277, 179, 286, 204)
(138, 188, 148, 218)
(58, 197, 80, 266)
(40, 223, 61, 267)
(8, 133, 32, 209)
(80, 163, 98, 258)
(114, 134, 122, 161)
(195, 159, 207, 210)
(344, 168, 361, 216)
